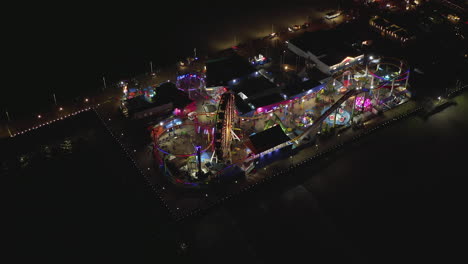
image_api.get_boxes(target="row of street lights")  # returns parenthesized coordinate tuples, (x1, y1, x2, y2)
(34, 98, 89, 120)
(11, 106, 96, 137)
(4, 97, 92, 139)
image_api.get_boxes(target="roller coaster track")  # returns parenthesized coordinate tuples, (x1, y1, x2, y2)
(288, 59, 409, 144)
(290, 89, 358, 143)
(264, 112, 288, 132)
(214, 93, 236, 162)
(241, 89, 359, 164)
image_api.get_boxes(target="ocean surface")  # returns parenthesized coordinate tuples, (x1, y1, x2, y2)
(3, 90, 467, 263)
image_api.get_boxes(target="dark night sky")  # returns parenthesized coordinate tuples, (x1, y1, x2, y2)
(4, 1, 340, 114)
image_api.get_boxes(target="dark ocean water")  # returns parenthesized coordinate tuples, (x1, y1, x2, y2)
(4, 90, 466, 263)
(2, 111, 176, 262)
(3, 0, 338, 115)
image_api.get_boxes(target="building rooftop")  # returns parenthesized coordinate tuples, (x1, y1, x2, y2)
(154, 82, 193, 109)
(234, 93, 254, 115)
(123, 82, 192, 115)
(289, 23, 367, 62)
(282, 78, 322, 97)
(126, 95, 159, 113)
(231, 74, 277, 98)
(289, 30, 336, 56)
(247, 93, 285, 109)
(205, 54, 256, 87)
(306, 66, 330, 82)
(246, 125, 290, 155)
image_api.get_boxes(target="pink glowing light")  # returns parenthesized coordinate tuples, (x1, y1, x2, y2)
(355, 97, 372, 110)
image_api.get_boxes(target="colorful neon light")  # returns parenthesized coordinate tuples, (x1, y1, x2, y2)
(355, 97, 372, 110)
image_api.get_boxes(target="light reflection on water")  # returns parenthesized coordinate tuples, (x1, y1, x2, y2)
(3, 137, 79, 172)
(1, 122, 97, 173)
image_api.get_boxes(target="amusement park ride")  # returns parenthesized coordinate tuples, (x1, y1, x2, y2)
(150, 56, 411, 187)
(212, 93, 241, 164)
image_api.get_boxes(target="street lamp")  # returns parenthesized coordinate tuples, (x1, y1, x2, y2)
(37, 115, 42, 119)
(59, 107, 63, 111)
(85, 98, 89, 102)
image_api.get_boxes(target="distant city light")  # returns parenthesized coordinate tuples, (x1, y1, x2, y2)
(59, 107, 63, 111)
(85, 98, 89, 102)
(37, 115, 42, 119)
